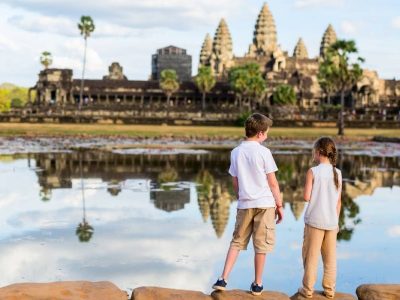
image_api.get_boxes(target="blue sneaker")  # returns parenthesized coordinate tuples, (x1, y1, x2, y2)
(250, 282, 263, 296)
(212, 278, 227, 291)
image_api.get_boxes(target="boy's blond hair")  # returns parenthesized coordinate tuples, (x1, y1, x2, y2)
(245, 113, 273, 138)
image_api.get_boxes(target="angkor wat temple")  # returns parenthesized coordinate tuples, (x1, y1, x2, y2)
(29, 3, 399, 113)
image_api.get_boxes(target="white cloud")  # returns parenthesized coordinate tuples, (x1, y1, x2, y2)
(387, 225, 400, 237)
(294, 0, 344, 8)
(8, 15, 76, 36)
(341, 20, 358, 35)
(3, 0, 244, 31)
(392, 16, 400, 29)
(0, 34, 20, 51)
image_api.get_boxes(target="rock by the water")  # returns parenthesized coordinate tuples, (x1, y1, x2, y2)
(131, 286, 212, 300)
(356, 284, 400, 300)
(211, 289, 290, 300)
(0, 281, 127, 300)
(290, 291, 356, 300)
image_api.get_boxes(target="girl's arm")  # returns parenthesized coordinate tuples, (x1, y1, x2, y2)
(303, 169, 313, 202)
(336, 191, 342, 217)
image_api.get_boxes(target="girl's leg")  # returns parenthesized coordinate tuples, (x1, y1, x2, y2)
(302, 225, 324, 297)
(321, 229, 337, 298)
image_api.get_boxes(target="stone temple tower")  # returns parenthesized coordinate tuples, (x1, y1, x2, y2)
(320, 24, 337, 57)
(247, 3, 278, 57)
(293, 38, 308, 59)
(209, 18, 234, 77)
(199, 33, 213, 68)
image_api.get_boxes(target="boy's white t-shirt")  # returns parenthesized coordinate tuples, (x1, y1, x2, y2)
(228, 141, 278, 209)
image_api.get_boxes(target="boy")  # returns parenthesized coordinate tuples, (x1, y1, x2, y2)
(212, 113, 284, 296)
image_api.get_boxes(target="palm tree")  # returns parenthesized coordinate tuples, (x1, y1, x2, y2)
(194, 66, 216, 114)
(40, 51, 53, 69)
(160, 69, 179, 116)
(318, 55, 336, 105)
(321, 40, 364, 135)
(272, 84, 297, 106)
(77, 16, 95, 109)
(228, 63, 266, 110)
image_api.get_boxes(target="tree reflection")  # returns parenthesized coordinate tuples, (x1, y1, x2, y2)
(76, 152, 94, 243)
(338, 193, 361, 241)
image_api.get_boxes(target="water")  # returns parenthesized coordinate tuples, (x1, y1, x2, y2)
(0, 149, 399, 296)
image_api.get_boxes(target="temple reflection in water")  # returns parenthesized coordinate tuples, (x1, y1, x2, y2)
(29, 150, 399, 239)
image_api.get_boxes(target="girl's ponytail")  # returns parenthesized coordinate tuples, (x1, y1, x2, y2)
(315, 137, 339, 190)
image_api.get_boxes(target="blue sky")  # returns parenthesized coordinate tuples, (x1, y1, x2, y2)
(0, 0, 399, 87)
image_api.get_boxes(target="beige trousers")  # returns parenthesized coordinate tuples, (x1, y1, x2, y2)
(302, 224, 337, 297)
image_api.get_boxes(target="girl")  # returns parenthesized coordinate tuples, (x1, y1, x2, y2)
(299, 137, 342, 299)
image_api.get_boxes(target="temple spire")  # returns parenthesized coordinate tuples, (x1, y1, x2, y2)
(210, 18, 233, 77)
(293, 38, 308, 59)
(247, 3, 278, 57)
(199, 33, 213, 67)
(320, 24, 337, 57)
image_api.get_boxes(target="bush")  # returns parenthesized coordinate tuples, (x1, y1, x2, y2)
(235, 111, 252, 127)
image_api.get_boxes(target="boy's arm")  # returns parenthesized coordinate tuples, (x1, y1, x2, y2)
(303, 169, 313, 202)
(232, 176, 239, 199)
(267, 172, 284, 224)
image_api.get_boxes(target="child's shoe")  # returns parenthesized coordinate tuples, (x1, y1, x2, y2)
(212, 278, 227, 291)
(298, 287, 313, 298)
(250, 282, 263, 296)
(323, 291, 334, 299)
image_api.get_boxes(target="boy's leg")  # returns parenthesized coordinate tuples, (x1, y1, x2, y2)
(321, 229, 337, 298)
(220, 209, 253, 280)
(302, 225, 324, 297)
(252, 208, 275, 285)
(221, 247, 240, 280)
(254, 253, 266, 285)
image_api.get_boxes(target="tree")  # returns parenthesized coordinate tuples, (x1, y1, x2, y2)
(40, 51, 53, 69)
(78, 16, 95, 109)
(320, 39, 364, 135)
(76, 221, 94, 242)
(272, 84, 297, 106)
(228, 63, 266, 110)
(318, 56, 336, 105)
(194, 66, 216, 114)
(0, 89, 11, 112)
(160, 69, 179, 115)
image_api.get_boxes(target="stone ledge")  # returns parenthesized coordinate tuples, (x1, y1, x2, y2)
(290, 291, 356, 300)
(211, 289, 290, 299)
(0, 281, 128, 300)
(356, 284, 400, 300)
(131, 286, 212, 300)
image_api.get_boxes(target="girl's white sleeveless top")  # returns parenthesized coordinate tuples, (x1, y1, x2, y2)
(304, 163, 342, 230)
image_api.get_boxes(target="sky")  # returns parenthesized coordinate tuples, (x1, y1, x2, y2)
(0, 0, 399, 87)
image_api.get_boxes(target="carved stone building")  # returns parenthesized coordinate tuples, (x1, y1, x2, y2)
(199, 3, 400, 108)
(151, 45, 192, 81)
(29, 3, 399, 111)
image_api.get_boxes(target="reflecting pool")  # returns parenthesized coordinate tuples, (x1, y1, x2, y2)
(0, 149, 399, 296)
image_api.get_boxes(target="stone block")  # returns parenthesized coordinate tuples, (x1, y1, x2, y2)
(211, 289, 290, 300)
(356, 284, 400, 300)
(290, 291, 356, 300)
(131, 286, 212, 300)
(0, 281, 127, 300)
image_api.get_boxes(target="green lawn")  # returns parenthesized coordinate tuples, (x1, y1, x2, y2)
(0, 123, 399, 139)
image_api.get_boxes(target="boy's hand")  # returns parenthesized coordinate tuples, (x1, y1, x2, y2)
(275, 206, 284, 224)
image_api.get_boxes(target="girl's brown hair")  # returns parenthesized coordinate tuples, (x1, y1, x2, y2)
(314, 137, 339, 190)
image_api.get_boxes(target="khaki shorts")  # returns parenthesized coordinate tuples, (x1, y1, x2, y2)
(230, 207, 276, 254)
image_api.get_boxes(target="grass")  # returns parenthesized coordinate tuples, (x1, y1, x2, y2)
(0, 123, 399, 140)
